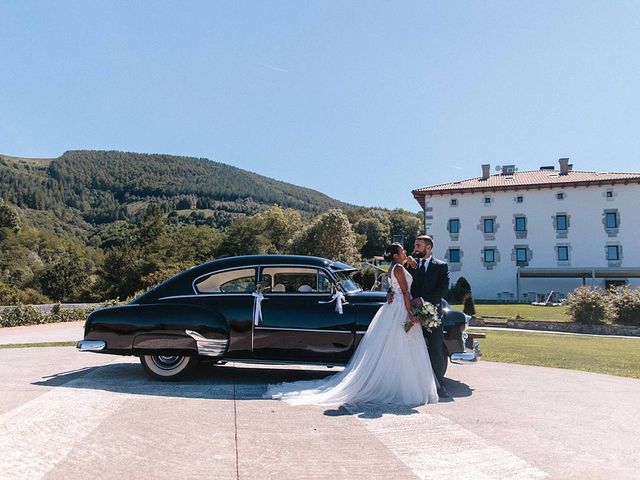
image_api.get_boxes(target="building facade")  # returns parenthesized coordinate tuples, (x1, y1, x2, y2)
(412, 159, 640, 301)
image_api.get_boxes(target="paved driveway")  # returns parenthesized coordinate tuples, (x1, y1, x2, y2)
(1, 347, 639, 479)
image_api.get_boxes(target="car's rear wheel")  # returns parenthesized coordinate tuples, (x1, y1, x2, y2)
(140, 354, 198, 381)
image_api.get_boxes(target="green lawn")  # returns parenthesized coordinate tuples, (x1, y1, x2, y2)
(452, 303, 570, 322)
(471, 329, 640, 379)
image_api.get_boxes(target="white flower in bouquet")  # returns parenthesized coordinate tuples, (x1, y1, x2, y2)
(404, 301, 441, 332)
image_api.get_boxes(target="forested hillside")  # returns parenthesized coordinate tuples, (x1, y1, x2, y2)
(0, 150, 348, 228)
(0, 150, 422, 305)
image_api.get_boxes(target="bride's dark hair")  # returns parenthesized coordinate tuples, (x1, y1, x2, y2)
(383, 243, 403, 262)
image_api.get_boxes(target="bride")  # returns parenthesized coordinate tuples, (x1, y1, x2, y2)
(264, 243, 439, 406)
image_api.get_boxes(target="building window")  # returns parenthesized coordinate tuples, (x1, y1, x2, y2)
(450, 198, 458, 206)
(556, 192, 564, 200)
(557, 246, 569, 261)
(449, 248, 460, 263)
(448, 219, 460, 234)
(605, 212, 618, 229)
(607, 245, 620, 261)
(606, 191, 613, 198)
(515, 247, 527, 264)
(514, 216, 526, 232)
(483, 248, 495, 263)
(556, 214, 567, 231)
(484, 218, 494, 233)
(484, 196, 491, 204)
(516, 195, 523, 203)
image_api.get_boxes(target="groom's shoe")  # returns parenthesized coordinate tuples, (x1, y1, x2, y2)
(437, 385, 450, 399)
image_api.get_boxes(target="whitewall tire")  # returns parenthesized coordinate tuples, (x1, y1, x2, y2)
(140, 355, 198, 381)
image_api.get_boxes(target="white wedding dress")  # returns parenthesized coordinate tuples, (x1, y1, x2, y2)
(263, 264, 439, 406)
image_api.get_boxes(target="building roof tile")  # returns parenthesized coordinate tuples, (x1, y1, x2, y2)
(413, 170, 640, 194)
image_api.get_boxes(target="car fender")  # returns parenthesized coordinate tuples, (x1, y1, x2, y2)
(84, 303, 229, 356)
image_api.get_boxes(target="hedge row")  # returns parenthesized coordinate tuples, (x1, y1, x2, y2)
(0, 304, 95, 328)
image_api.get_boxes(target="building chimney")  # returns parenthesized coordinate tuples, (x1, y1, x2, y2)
(559, 157, 570, 175)
(481, 164, 490, 180)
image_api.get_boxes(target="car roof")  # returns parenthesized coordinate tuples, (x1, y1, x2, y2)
(191, 254, 355, 273)
(134, 255, 357, 302)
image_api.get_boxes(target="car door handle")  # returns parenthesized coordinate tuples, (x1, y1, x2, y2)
(317, 300, 350, 305)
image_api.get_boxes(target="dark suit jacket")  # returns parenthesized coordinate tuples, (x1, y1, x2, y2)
(408, 257, 450, 308)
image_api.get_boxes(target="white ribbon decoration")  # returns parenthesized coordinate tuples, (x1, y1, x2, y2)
(330, 291, 345, 314)
(252, 292, 264, 326)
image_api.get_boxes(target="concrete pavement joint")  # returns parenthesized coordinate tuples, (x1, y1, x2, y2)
(233, 362, 240, 480)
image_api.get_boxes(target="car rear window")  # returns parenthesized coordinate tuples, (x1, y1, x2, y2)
(195, 268, 256, 293)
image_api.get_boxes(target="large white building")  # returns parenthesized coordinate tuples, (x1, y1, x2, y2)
(412, 158, 640, 301)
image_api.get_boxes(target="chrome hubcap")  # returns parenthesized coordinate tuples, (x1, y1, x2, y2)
(152, 355, 184, 370)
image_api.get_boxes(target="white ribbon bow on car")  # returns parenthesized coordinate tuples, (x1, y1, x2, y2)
(252, 292, 264, 325)
(330, 291, 345, 314)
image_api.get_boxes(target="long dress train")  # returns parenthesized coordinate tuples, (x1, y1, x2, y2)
(263, 264, 438, 406)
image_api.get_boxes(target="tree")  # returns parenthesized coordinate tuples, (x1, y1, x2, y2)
(96, 244, 145, 300)
(388, 209, 421, 252)
(216, 216, 276, 257)
(164, 224, 224, 264)
(254, 206, 303, 253)
(136, 204, 165, 247)
(354, 216, 389, 258)
(0, 201, 20, 231)
(39, 254, 90, 302)
(448, 276, 472, 303)
(291, 209, 360, 264)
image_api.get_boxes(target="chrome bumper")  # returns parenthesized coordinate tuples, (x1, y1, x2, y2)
(450, 334, 482, 362)
(185, 330, 229, 357)
(76, 340, 106, 352)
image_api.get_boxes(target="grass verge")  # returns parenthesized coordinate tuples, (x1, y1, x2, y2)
(453, 304, 570, 322)
(0, 341, 76, 349)
(471, 329, 640, 379)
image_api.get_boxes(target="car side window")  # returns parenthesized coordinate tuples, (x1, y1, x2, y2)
(195, 268, 256, 293)
(317, 271, 334, 293)
(260, 267, 333, 294)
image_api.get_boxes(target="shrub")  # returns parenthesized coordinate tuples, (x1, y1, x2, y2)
(0, 281, 23, 305)
(0, 304, 45, 328)
(50, 307, 92, 324)
(609, 287, 640, 326)
(19, 288, 52, 305)
(462, 294, 476, 316)
(0, 304, 95, 327)
(360, 267, 376, 290)
(564, 287, 613, 324)
(448, 277, 472, 303)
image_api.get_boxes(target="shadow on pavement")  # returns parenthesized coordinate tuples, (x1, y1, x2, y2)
(33, 361, 474, 411)
(32, 361, 337, 400)
(325, 404, 420, 418)
(445, 377, 474, 399)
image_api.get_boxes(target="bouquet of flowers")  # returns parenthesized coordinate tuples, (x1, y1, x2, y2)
(404, 301, 441, 333)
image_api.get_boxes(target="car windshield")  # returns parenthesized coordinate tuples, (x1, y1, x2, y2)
(334, 270, 361, 293)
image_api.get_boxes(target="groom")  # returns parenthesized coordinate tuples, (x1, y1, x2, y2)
(405, 235, 450, 398)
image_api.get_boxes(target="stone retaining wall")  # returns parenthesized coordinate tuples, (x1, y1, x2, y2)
(470, 317, 640, 336)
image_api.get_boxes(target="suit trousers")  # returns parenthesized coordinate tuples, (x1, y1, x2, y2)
(422, 325, 445, 386)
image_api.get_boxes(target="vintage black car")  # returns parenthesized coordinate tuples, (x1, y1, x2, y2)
(78, 255, 482, 380)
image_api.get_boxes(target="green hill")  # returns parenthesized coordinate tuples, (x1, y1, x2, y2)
(0, 150, 349, 230)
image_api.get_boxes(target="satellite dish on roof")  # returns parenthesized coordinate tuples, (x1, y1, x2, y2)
(495, 165, 502, 171)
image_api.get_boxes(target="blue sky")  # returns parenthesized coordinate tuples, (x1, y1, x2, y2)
(2, 1, 640, 211)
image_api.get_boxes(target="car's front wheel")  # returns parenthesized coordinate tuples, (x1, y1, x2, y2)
(140, 354, 198, 381)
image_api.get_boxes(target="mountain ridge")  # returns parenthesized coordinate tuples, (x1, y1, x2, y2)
(0, 149, 352, 229)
